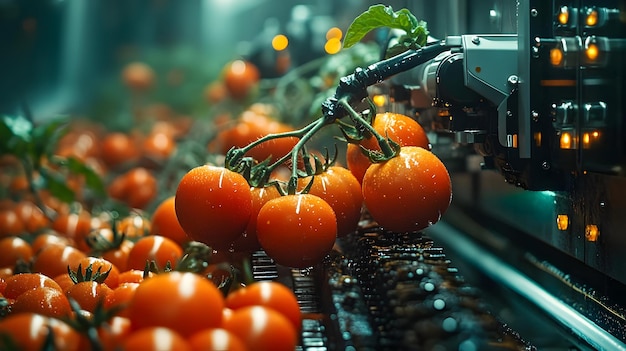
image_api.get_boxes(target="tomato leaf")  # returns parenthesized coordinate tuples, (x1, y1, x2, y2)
(31, 117, 68, 160)
(53, 156, 106, 197)
(343, 5, 427, 49)
(38, 166, 76, 203)
(0, 115, 33, 157)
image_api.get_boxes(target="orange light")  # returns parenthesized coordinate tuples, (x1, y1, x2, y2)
(560, 132, 572, 149)
(557, 215, 569, 230)
(558, 6, 570, 25)
(271, 34, 289, 51)
(592, 130, 600, 138)
(583, 132, 591, 146)
(550, 48, 564, 66)
(586, 43, 599, 61)
(534, 132, 542, 146)
(585, 224, 599, 241)
(372, 94, 387, 107)
(324, 38, 342, 54)
(586, 9, 599, 26)
(326, 27, 343, 40)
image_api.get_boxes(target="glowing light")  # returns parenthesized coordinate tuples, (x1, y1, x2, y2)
(325, 38, 342, 54)
(560, 132, 572, 149)
(326, 27, 343, 40)
(586, 8, 599, 26)
(372, 94, 387, 107)
(586, 43, 599, 61)
(272, 34, 289, 51)
(585, 224, 599, 241)
(534, 132, 542, 146)
(583, 132, 590, 146)
(592, 130, 600, 138)
(558, 6, 570, 25)
(550, 48, 563, 66)
(556, 214, 569, 230)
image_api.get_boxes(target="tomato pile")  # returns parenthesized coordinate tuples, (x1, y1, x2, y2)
(0, 5, 453, 349)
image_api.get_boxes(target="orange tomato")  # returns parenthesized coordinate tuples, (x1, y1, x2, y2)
(0, 236, 33, 268)
(150, 196, 189, 246)
(122, 62, 155, 91)
(11, 286, 71, 318)
(126, 235, 183, 271)
(223, 60, 260, 100)
(0, 313, 81, 351)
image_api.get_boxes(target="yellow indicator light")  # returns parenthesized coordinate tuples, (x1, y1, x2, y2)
(560, 132, 572, 149)
(586, 9, 599, 26)
(326, 27, 343, 40)
(558, 6, 570, 25)
(272, 34, 289, 51)
(586, 43, 599, 61)
(592, 130, 600, 138)
(325, 38, 342, 54)
(556, 214, 569, 230)
(582, 132, 591, 148)
(550, 48, 564, 66)
(585, 224, 600, 241)
(372, 94, 387, 107)
(534, 132, 542, 146)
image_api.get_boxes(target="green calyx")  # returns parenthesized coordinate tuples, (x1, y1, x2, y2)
(68, 263, 112, 285)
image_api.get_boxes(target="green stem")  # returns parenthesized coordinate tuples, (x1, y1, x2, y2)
(287, 117, 329, 194)
(21, 158, 57, 221)
(338, 98, 397, 159)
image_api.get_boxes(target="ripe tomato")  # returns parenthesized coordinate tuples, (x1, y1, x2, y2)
(223, 60, 260, 100)
(225, 281, 301, 330)
(101, 132, 140, 169)
(32, 244, 87, 278)
(127, 272, 224, 337)
(101, 238, 134, 273)
(70, 256, 121, 289)
(300, 166, 363, 237)
(78, 315, 132, 351)
(122, 62, 155, 92)
(256, 194, 337, 268)
(188, 328, 247, 351)
(347, 112, 430, 183)
(222, 305, 297, 351)
(122, 327, 191, 351)
(104, 282, 139, 318)
(51, 210, 93, 252)
(150, 196, 189, 246)
(230, 185, 281, 252)
(3, 273, 63, 299)
(0, 313, 81, 351)
(142, 131, 176, 160)
(65, 281, 113, 312)
(108, 167, 158, 210)
(12, 286, 71, 318)
(126, 235, 183, 271)
(30, 231, 73, 254)
(0, 206, 24, 238)
(0, 236, 33, 268)
(118, 269, 153, 285)
(175, 165, 252, 250)
(362, 146, 452, 232)
(14, 200, 50, 234)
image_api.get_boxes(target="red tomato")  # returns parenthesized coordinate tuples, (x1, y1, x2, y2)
(223, 60, 260, 100)
(222, 305, 297, 351)
(3, 273, 63, 299)
(188, 328, 247, 351)
(127, 272, 224, 337)
(0, 236, 33, 268)
(347, 112, 430, 183)
(256, 194, 337, 268)
(121, 327, 191, 351)
(175, 165, 252, 250)
(65, 281, 113, 313)
(104, 282, 139, 318)
(362, 146, 452, 232)
(0, 313, 81, 351)
(225, 281, 301, 330)
(108, 167, 158, 210)
(126, 235, 183, 271)
(230, 185, 281, 252)
(12, 286, 71, 318)
(300, 166, 363, 237)
(32, 244, 87, 278)
(70, 256, 121, 289)
(150, 196, 189, 246)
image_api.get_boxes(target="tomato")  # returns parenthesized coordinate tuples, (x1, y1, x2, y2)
(65, 281, 113, 313)
(222, 305, 297, 351)
(230, 185, 281, 252)
(51, 210, 93, 252)
(0, 236, 33, 268)
(150, 196, 189, 246)
(14, 200, 50, 234)
(347, 112, 430, 183)
(101, 132, 140, 169)
(32, 244, 87, 278)
(101, 238, 134, 273)
(126, 235, 183, 271)
(225, 281, 301, 330)
(211, 111, 298, 164)
(256, 194, 337, 268)
(12, 286, 71, 318)
(122, 62, 155, 92)
(204, 81, 228, 104)
(70, 256, 121, 289)
(117, 211, 152, 239)
(104, 282, 139, 318)
(188, 328, 247, 351)
(362, 146, 452, 232)
(122, 327, 191, 351)
(30, 231, 74, 253)
(78, 315, 132, 351)
(223, 60, 260, 100)
(53, 273, 75, 293)
(142, 131, 176, 160)
(3, 273, 63, 299)
(127, 272, 224, 337)
(108, 167, 158, 210)
(300, 166, 363, 237)
(0, 313, 81, 351)
(0, 206, 24, 238)
(175, 165, 253, 250)
(118, 269, 153, 285)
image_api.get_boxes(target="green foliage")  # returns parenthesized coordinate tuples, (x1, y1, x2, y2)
(343, 5, 428, 57)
